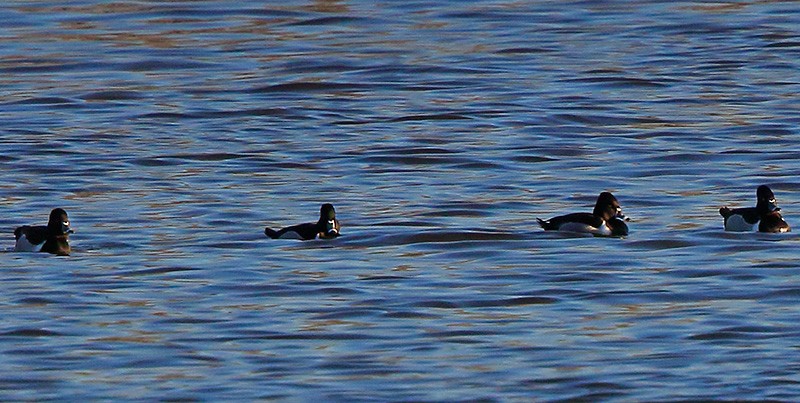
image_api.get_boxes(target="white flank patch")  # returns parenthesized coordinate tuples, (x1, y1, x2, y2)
(724, 215, 756, 232)
(557, 222, 611, 236)
(14, 234, 43, 252)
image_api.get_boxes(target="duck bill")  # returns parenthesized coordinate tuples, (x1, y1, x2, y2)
(326, 220, 338, 235)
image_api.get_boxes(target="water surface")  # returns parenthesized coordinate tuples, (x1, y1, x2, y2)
(2, 1, 800, 401)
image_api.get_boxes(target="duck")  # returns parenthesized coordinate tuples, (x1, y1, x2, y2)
(14, 208, 73, 255)
(537, 192, 629, 236)
(265, 203, 340, 240)
(759, 210, 791, 233)
(719, 185, 790, 232)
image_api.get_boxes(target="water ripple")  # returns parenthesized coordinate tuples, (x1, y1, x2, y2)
(3, 0, 800, 401)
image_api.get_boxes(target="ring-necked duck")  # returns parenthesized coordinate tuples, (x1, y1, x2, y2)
(719, 185, 790, 232)
(265, 203, 340, 240)
(14, 208, 73, 255)
(537, 192, 629, 236)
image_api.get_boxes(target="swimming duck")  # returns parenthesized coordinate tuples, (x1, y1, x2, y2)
(537, 192, 629, 236)
(265, 203, 340, 240)
(14, 208, 73, 255)
(719, 185, 790, 232)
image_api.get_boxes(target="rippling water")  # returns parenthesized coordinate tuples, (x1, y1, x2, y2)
(3, 1, 800, 400)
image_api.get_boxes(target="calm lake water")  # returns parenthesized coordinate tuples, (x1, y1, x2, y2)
(2, 0, 800, 401)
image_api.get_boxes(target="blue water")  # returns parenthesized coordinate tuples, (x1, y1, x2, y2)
(2, 1, 800, 401)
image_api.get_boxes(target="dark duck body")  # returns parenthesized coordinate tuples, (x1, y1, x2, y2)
(14, 208, 73, 256)
(537, 192, 629, 236)
(719, 185, 790, 233)
(265, 203, 340, 240)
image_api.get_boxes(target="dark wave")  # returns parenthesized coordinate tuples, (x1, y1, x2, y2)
(286, 16, 376, 26)
(81, 90, 143, 101)
(0, 329, 63, 337)
(248, 81, 369, 93)
(135, 108, 295, 120)
(496, 47, 556, 54)
(5, 97, 76, 105)
(388, 113, 472, 122)
(625, 239, 697, 249)
(121, 59, 219, 71)
(117, 266, 198, 277)
(376, 230, 525, 246)
(562, 76, 672, 88)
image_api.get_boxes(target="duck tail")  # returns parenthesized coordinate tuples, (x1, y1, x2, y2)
(13, 226, 27, 241)
(536, 218, 552, 230)
(264, 227, 280, 239)
(719, 207, 732, 218)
